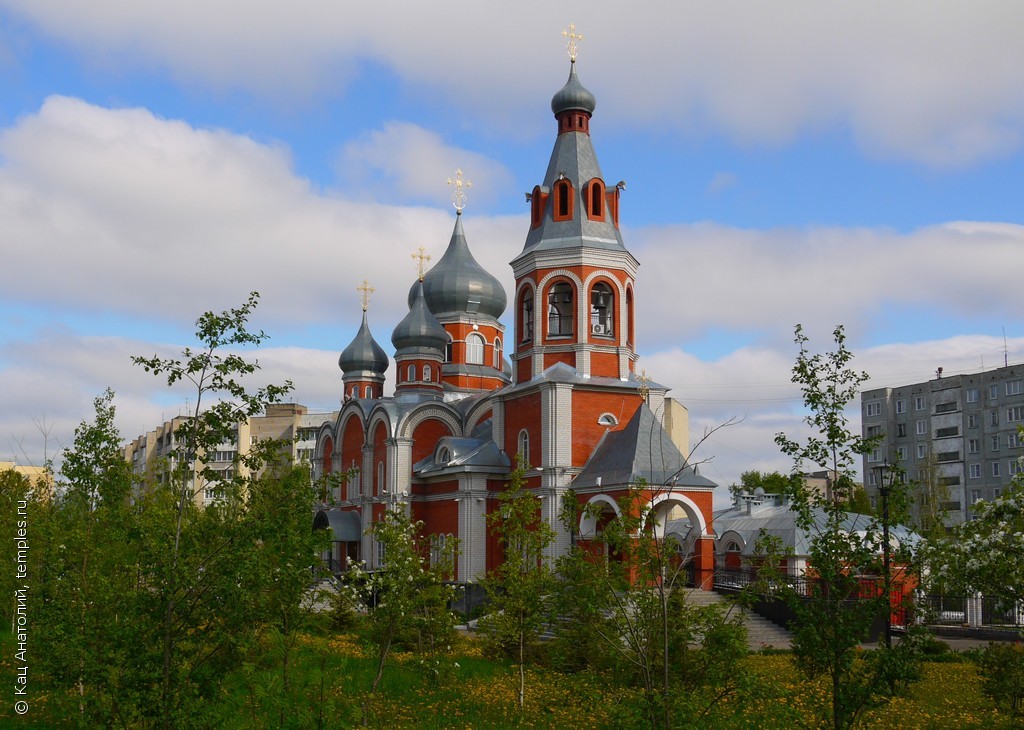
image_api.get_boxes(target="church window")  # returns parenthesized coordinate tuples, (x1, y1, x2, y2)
(350, 385, 358, 399)
(521, 290, 534, 342)
(586, 179, 605, 220)
(407, 364, 415, 382)
(517, 429, 530, 468)
(364, 385, 373, 398)
(437, 446, 450, 464)
(625, 287, 634, 345)
(530, 186, 543, 229)
(552, 179, 574, 222)
(597, 413, 618, 426)
(547, 282, 574, 337)
(445, 335, 453, 363)
(590, 283, 614, 336)
(377, 461, 385, 495)
(423, 364, 432, 382)
(466, 333, 485, 365)
(493, 338, 503, 369)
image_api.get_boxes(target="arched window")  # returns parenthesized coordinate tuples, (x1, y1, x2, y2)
(530, 186, 544, 229)
(364, 385, 373, 398)
(547, 282, 574, 337)
(377, 461, 385, 495)
(626, 287, 634, 345)
(493, 338, 503, 369)
(423, 364, 432, 382)
(553, 178, 573, 222)
(350, 385, 358, 398)
(586, 179, 605, 220)
(521, 290, 534, 342)
(517, 429, 530, 468)
(466, 333, 485, 365)
(407, 364, 416, 382)
(590, 282, 614, 336)
(445, 335, 453, 363)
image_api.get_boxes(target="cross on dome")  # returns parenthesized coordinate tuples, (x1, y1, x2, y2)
(356, 279, 374, 312)
(562, 22, 583, 61)
(447, 168, 472, 213)
(411, 246, 432, 280)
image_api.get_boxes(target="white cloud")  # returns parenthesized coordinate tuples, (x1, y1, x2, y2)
(337, 121, 515, 209)
(6, 2, 1024, 164)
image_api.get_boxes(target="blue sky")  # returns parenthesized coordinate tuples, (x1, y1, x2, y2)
(2, 2, 1023, 495)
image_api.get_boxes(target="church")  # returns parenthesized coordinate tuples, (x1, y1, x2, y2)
(311, 45, 719, 588)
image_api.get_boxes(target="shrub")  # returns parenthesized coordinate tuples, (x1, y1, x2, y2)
(976, 641, 1024, 714)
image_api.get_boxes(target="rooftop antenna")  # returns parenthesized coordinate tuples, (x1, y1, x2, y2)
(1003, 326, 1009, 367)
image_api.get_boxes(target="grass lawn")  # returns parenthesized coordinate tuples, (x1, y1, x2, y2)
(1, 627, 1019, 728)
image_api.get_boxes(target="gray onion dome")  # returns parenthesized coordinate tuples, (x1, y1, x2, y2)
(551, 60, 596, 116)
(415, 214, 507, 319)
(338, 312, 389, 374)
(392, 280, 448, 353)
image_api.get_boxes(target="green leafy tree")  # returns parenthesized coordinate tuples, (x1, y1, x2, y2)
(770, 324, 921, 729)
(349, 505, 458, 694)
(481, 460, 556, 711)
(728, 470, 795, 500)
(132, 291, 293, 725)
(0, 467, 32, 627)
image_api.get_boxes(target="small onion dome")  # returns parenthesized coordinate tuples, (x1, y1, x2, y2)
(414, 214, 507, 319)
(551, 60, 596, 116)
(338, 312, 389, 374)
(392, 280, 448, 352)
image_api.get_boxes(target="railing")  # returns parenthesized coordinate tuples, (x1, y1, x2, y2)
(547, 315, 573, 337)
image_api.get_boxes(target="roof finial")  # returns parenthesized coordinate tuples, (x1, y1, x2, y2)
(562, 22, 583, 62)
(411, 246, 432, 281)
(446, 168, 472, 213)
(356, 279, 374, 312)
(637, 368, 651, 402)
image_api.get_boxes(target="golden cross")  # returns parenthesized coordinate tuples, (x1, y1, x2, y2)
(562, 23, 584, 61)
(411, 246, 432, 280)
(447, 168, 472, 212)
(356, 279, 374, 312)
(637, 368, 651, 402)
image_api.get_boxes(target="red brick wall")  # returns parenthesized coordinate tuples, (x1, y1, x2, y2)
(503, 392, 542, 467)
(410, 418, 454, 465)
(570, 390, 643, 466)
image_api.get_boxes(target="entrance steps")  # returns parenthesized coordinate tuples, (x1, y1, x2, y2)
(683, 588, 793, 650)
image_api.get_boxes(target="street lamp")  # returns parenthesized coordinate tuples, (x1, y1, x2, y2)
(873, 461, 896, 649)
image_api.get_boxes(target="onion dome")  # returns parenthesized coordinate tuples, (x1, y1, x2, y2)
(413, 213, 507, 319)
(551, 60, 596, 116)
(392, 280, 448, 353)
(338, 312, 389, 375)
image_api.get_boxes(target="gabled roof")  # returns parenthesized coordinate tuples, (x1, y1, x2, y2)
(413, 434, 510, 477)
(572, 403, 716, 490)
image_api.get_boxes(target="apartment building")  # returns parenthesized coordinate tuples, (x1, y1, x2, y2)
(124, 403, 336, 506)
(861, 363, 1024, 525)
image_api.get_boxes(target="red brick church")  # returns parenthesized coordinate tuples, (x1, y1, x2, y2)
(312, 49, 718, 587)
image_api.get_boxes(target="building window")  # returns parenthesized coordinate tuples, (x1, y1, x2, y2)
(597, 413, 618, 426)
(969, 463, 981, 479)
(966, 388, 979, 403)
(585, 179, 605, 220)
(968, 438, 980, 454)
(896, 399, 906, 414)
(868, 449, 881, 463)
(935, 402, 958, 414)
(968, 414, 978, 428)
(552, 178, 574, 221)
(445, 335, 453, 363)
(917, 444, 926, 459)
(970, 489, 982, 505)
(989, 384, 999, 399)
(377, 461, 385, 494)
(529, 186, 544, 228)
(350, 385, 358, 398)
(865, 402, 881, 417)
(897, 446, 908, 461)
(1007, 406, 1024, 423)
(1009, 432, 1022, 449)
(407, 364, 416, 382)
(990, 411, 999, 427)
(896, 423, 907, 437)
(1007, 380, 1023, 396)
(423, 364, 432, 382)
(936, 451, 959, 463)
(376, 538, 386, 567)
(517, 429, 530, 468)
(521, 291, 534, 342)
(466, 333, 485, 365)
(365, 385, 373, 398)
(1010, 459, 1023, 476)
(992, 462, 1001, 477)
(494, 338, 503, 369)
(916, 420, 928, 435)
(992, 435, 1000, 452)
(914, 396, 925, 411)
(547, 282, 575, 337)
(590, 283, 614, 336)
(936, 426, 959, 438)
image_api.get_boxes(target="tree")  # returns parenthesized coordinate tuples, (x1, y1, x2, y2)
(905, 452, 952, 540)
(769, 325, 921, 729)
(480, 460, 556, 710)
(728, 470, 795, 500)
(132, 291, 293, 726)
(350, 505, 459, 694)
(924, 459, 1024, 607)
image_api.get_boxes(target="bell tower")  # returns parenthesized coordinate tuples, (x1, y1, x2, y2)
(510, 38, 639, 386)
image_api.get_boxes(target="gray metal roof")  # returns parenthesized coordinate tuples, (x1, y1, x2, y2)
(413, 435, 510, 477)
(573, 402, 717, 490)
(313, 509, 361, 542)
(391, 280, 448, 355)
(551, 59, 597, 115)
(704, 496, 921, 557)
(417, 213, 506, 320)
(338, 311, 389, 375)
